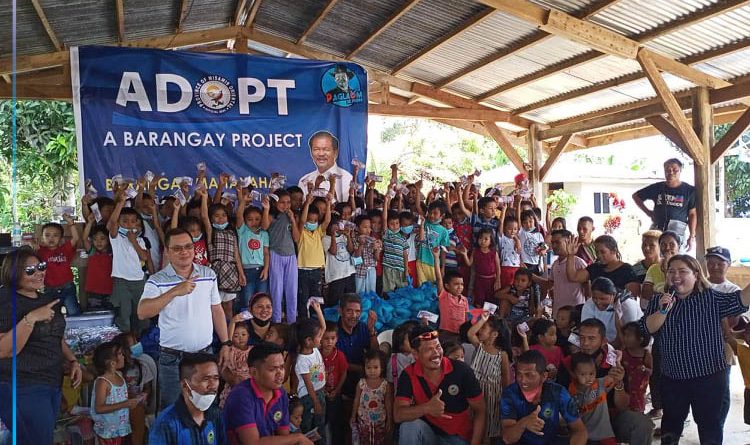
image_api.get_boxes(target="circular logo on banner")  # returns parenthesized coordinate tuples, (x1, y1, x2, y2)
(447, 384, 459, 396)
(248, 238, 261, 251)
(195, 76, 236, 114)
(273, 410, 283, 422)
(321, 64, 363, 108)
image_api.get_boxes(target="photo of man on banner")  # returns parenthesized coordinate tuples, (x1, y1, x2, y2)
(298, 130, 353, 202)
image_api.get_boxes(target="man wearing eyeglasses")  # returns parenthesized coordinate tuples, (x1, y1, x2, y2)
(394, 325, 486, 445)
(138, 228, 231, 410)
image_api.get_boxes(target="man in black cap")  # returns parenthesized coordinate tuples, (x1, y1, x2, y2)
(393, 325, 485, 445)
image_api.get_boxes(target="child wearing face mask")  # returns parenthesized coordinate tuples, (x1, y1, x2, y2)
(206, 203, 244, 319)
(262, 189, 301, 323)
(297, 192, 332, 318)
(398, 211, 419, 287)
(172, 190, 211, 267)
(109, 189, 151, 334)
(112, 333, 155, 445)
(381, 194, 409, 293)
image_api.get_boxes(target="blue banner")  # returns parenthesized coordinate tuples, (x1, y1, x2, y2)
(72, 46, 367, 202)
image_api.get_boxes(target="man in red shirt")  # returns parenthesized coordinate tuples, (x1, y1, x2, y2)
(320, 323, 348, 444)
(394, 326, 485, 445)
(36, 217, 81, 315)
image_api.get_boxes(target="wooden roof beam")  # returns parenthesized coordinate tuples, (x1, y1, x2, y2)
(476, 0, 742, 101)
(513, 36, 750, 116)
(645, 115, 687, 152)
(244, 0, 263, 28)
(637, 49, 705, 164)
(0, 26, 241, 75)
(368, 104, 512, 122)
(115, 0, 126, 43)
(30, 0, 62, 51)
(177, 0, 191, 33)
(710, 106, 750, 163)
(233, 0, 248, 25)
(436, 0, 618, 89)
(391, 7, 494, 75)
(540, 134, 572, 180)
(348, 0, 420, 58)
(483, 122, 527, 173)
(298, 0, 340, 44)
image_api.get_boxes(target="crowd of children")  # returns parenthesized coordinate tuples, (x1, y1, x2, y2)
(26, 161, 750, 445)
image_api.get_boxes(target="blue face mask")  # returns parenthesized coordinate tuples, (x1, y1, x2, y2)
(130, 342, 143, 358)
(387, 229, 400, 236)
(447, 228, 455, 235)
(192, 234, 202, 243)
(212, 222, 229, 230)
(401, 225, 414, 235)
(140, 213, 153, 221)
(118, 227, 129, 237)
(304, 222, 319, 231)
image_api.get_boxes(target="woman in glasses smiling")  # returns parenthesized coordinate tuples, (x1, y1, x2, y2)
(0, 246, 83, 444)
(641, 254, 750, 445)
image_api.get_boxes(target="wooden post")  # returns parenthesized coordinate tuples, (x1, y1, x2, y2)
(692, 87, 715, 259)
(527, 124, 545, 214)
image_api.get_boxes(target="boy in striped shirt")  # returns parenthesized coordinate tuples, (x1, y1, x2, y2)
(382, 194, 409, 293)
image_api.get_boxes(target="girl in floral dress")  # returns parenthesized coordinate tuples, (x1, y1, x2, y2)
(351, 350, 393, 445)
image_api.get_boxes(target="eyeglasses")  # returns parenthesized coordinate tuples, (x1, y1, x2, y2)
(24, 262, 48, 275)
(169, 244, 195, 253)
(413, 330, 439, 342)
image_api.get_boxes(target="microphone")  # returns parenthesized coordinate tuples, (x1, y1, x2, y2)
(661, 286, 676, 312)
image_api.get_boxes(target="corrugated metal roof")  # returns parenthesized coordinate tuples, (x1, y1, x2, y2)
(303, 0, 404, 58)
(180, 0, 234, 33)
(124, 0, 180, 41)
(355, 0, 487, 71)
(42, 0, 119, 48)
(254, 0, 323, 42)
(589, 0, 715, 37)
(645, 5, 750, 58)
(1, 0, 56, 56)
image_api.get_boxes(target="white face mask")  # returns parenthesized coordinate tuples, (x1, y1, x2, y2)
(185, 381, 216, 412)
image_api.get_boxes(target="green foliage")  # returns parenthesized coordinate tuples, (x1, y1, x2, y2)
(714, 124, 750, 217)
(545, 189, 578, 220)
(0, 100, 78, 231)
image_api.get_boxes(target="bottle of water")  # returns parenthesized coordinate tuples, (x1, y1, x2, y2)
(11, 222, 22, 247)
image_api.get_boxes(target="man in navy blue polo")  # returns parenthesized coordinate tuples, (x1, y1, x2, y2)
(149, 353, 226, 445)
(223, 342, 313, 445)
(336, 294, 379, 395)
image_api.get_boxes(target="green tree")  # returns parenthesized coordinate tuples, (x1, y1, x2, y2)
(715, 123, 750, 217)
(545, 189, 577, 220)
(0, 100, 78, 230)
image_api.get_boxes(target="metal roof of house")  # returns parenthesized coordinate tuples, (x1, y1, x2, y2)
(3, 0, 750, 149)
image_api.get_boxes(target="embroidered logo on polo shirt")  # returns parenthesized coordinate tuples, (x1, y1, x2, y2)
(207, 430, 215, 444)
(273, 410, 283, 422)
(448, 384, 459, 396)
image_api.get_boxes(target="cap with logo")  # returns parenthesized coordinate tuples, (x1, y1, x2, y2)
(705, 246, 731, 263)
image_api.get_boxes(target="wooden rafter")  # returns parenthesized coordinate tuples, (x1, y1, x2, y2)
(539, 134, 571, 180)
(115, 0, 126, 43)
(710, 106, 750, 163)
(30, 0, 62, 51)
(177, 0, 191, 33)
(476, 50, 600, 102)
(483, 122, 527, 173)
(369, 104, 512, 121)
(245, 0, 263, 28)
(298, 0, 340, 44)
(513, 36, 750, 116)
(536, 76, 750, 140)
(637, 49, 705, 164)
(645, 115, 686, 151)
(474, 0, 745, 102)
(233, 0, 248, 25)
(348, 0, 420, 58)
(391, 7, 494, 75)
(435, 0, 617, 89)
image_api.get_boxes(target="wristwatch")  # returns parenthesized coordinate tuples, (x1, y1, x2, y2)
(221, 340, 232, 347)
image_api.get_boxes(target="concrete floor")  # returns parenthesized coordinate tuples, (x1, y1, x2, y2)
(649, 365, 749, 444)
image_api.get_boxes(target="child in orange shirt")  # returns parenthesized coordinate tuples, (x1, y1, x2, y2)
(433, 247, 468, 336)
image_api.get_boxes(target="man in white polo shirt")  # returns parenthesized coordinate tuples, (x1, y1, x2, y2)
(138, 227, 231, 409)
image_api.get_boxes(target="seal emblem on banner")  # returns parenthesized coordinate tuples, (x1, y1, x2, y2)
(322, 64, 363, 108)
(195, 76, 236, 113)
